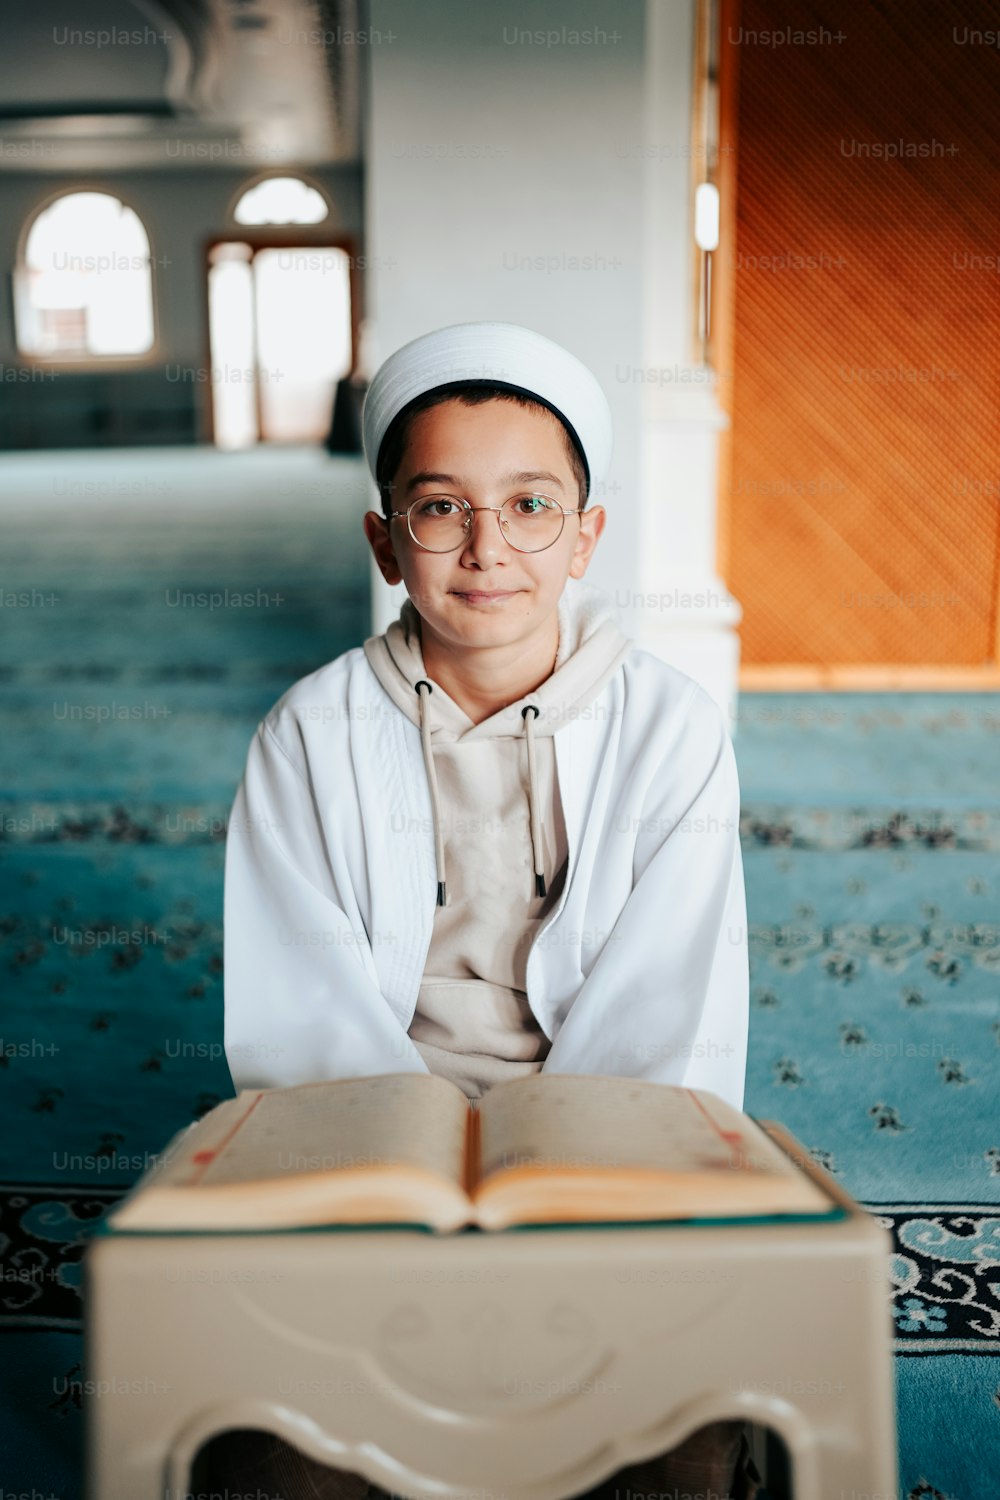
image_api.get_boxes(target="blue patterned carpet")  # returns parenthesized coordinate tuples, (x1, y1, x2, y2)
(1, 449, 998, 1499)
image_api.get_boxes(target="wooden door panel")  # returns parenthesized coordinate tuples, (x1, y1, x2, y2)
(717, 0, 1000, 677)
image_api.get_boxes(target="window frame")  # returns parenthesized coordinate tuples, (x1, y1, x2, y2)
(12, 183, 162, 372)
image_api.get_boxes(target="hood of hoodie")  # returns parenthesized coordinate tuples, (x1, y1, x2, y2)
(363, 578, 633, 907)
(363, 576, 632, 742)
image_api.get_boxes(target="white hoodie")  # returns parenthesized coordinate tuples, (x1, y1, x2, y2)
(223, 577, 749, 1111)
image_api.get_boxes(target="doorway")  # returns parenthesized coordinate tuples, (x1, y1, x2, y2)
(204, 235, 358, 449)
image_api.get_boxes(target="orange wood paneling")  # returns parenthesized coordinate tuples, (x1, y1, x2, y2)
(716, 0, 1000, 673)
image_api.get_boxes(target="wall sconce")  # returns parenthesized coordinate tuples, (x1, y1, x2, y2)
(695, 180, 720, 344)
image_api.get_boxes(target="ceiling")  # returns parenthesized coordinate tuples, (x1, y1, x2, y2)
(0, 0, 361, 171)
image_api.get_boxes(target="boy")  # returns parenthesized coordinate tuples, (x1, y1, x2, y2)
(217, 322, 758, 1499)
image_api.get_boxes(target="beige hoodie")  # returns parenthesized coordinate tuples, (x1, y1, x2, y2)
(362, 579, 632, 1102)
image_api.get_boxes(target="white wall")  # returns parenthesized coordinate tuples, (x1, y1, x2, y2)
(364, 0, 646, 630)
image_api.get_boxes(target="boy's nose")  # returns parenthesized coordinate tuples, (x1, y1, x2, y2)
(461, 507, 507, 561)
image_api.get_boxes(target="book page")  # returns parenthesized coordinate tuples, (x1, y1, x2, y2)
(477, 1075, 791, 1182)
(176, 1074, 470, 1190)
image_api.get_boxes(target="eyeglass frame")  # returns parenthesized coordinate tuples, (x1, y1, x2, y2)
(387, 493, 585, 554)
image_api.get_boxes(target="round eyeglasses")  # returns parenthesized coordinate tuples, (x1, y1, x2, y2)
(389, 494, 582, 554)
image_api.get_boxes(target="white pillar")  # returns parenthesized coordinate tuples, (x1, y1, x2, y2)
(633, 0, 742, 732)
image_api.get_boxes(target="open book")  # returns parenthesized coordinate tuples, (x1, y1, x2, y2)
(104, 1073, 835, 1234)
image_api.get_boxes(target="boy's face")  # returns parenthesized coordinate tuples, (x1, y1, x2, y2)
(364, 397, 606, 658)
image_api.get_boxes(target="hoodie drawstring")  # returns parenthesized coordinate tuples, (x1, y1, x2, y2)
(414, 681, 448, 907)
(521, 704, 547, 899)
(414, 680, 546, 907)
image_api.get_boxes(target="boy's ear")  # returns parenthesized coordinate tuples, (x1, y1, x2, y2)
(568, 504, 607, 580)
(363, 511, 404, 587)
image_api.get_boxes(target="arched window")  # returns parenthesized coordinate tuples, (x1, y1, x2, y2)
(14, 191, 156, 359)
(233, 176, 329, 226)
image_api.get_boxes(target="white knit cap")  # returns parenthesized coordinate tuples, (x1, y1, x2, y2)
(361, 321, 613, 498)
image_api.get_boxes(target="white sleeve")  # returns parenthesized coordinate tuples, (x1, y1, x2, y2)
(223, 718, 429, 1094)
(540, 686, 750, 1113)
